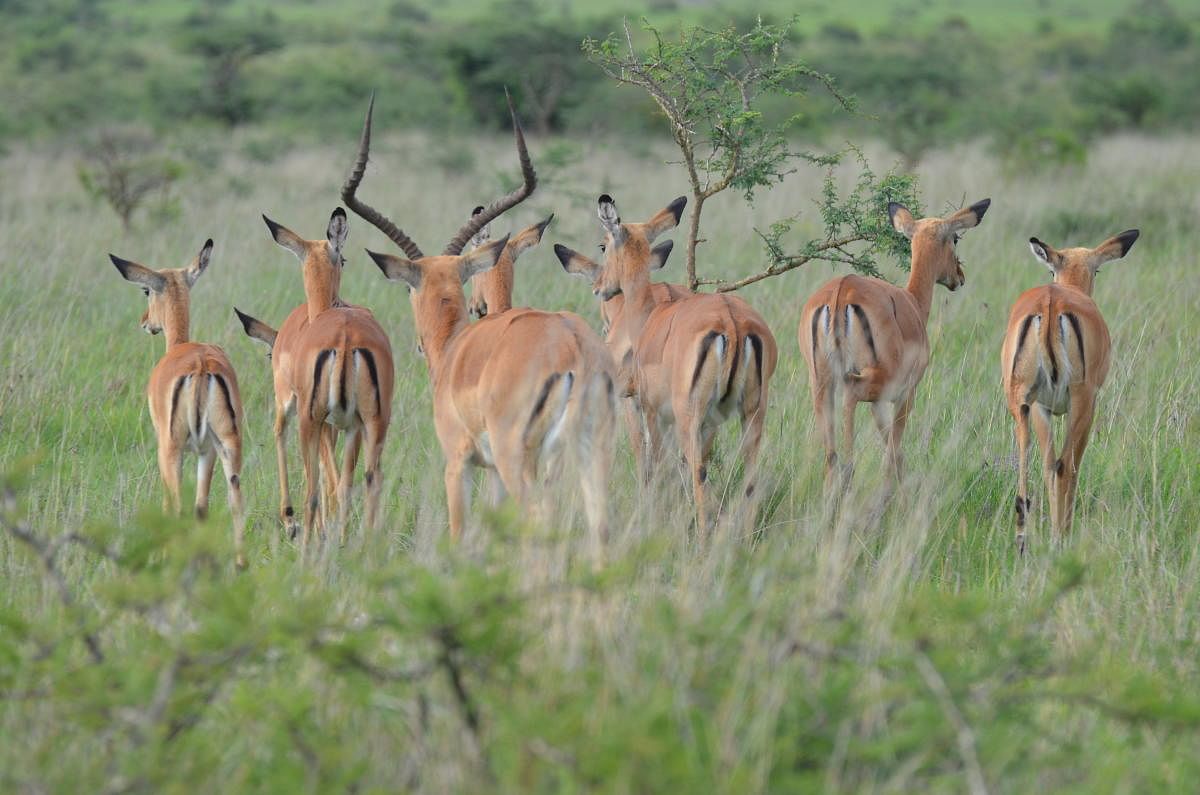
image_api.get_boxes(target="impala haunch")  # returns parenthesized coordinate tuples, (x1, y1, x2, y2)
(799, 198, 990, 497)
(555, 194, 778, 531)
(346, 92, 616, 545)
(262, 207, 395, 552)
(1002, 228, 1140, 551)
(110, 239, 247, 569)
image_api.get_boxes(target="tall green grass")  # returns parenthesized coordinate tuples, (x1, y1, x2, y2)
(1, 130, 1199, 792)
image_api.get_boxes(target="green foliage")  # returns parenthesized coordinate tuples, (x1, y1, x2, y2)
(77, 127, 185, 231)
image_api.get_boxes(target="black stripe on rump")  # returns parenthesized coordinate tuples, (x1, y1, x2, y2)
(355, 348, 381, 413)
(689, 331, 722, 396)
(1064, 312, 1086, 380)
(213, 374, 237, 430)
(310, 349, 334, 419)
(169, 375, 188, 432)
(1011, 315, 1034, 376)
(748, 334, 764, 388)
(528, 372, 562, 428)
(339, 348, 350, 411)
(849, 304, 878, 366)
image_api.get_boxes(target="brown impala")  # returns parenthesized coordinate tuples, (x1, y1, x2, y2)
(257, 208, 395, 554)
(1002, 228, 1140, 551)
(799, 199, 990, 497)
(110, 239, 247, 568)
(346, 93, 616, 544)
(555, 195, 778, 531)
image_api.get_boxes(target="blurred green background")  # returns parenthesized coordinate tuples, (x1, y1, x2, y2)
(5, 0, 1197, 167)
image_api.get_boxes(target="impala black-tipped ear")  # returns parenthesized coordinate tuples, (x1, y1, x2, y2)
(969, 198, 991, 221)
(263, 214, 308, 260)
(366, 248, 423, 289)
(110, 254, 167, 292)
(1114, 229, 1140, 257)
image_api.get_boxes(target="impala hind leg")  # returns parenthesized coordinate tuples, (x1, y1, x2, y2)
(215, 439, 246, 570)
(195, 449, 217, 520)
(361, 417, 387, 535)
(444, 454, 472, 542)
(1030, 405, 1057, 537)
(273, 405, 298, 539)
(810, 375, 838, 496)
(1011, 403, 1034, 554)
(157, 442, 183, 515)
(840, 391, 858, 491)
(298, 417, 323, 558)
(1058, 387, 1096, 537)
(336, 425, 362, 546)
(320, 424, 339, 524)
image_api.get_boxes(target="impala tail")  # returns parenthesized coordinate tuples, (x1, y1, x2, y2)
(524, 370, 575, 456)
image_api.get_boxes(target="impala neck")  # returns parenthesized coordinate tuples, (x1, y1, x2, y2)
(618, 271, 657, 339)
(423, 299, 470, 383)
(163, 301, 190, 351)
(904, 258, 936, 324)
(303, 265, 340, 322)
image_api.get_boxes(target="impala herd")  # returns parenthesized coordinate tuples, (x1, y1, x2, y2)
(110, 94, 1141, 567)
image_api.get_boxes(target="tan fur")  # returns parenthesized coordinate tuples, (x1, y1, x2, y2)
(1001, 229, 1138, 549)
(111, 241, 247, 569)
(263, 209, 395, 554)
(371, 244, 617, 544)
(466, 215, 552, 318)
(556, 196, 779, 531)
(798, 198, 990, 498)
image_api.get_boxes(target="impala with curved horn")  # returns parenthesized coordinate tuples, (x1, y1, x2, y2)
(1002, 228, 1139, 551)
(258, 207, 395, 553)
(799, 198, 991, 497)
(110, 239, 247, 568)
(345, 92, 616, 545)
(555, 194, 779, 531)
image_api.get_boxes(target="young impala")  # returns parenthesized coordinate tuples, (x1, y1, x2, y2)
(464, 206, 554, 319)
(555, 195, 779, 531)
(110, 239, 247, 568)
(1002, 229, 1140, 551)
(345, 93, 616, 544)
(799, 198, 990, 497)
(259, 208, 395, 553)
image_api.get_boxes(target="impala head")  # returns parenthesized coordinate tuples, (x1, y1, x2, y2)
(466, 208, 553, 318)
(366, 238, 509, 358)
(1028, 229, 1140, 296)
(262, 207, 350, 308)
(554, 194, 685, 300)
(110, 238, 213, 337)
(889, 198, 991, 291)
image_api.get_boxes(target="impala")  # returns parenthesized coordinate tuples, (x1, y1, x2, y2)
(260, 207, 395, 552)
(464, 207, 554, 319)
(799, 198, 990, 496)
(555, 194, 779, 531)
(1002, 229, 1140, 551)
(110, 239, 247, 568)
(346, 93, 617, 544)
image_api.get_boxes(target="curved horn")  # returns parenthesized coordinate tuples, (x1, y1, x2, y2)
(443, 88, 537, 255)
(341, 92, 425, 260)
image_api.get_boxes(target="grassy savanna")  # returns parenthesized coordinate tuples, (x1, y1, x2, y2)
(3, 115, 1200, 791)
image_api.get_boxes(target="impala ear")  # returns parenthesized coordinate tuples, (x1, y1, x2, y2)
(508, 214, 553, 263)
(648, 239, 674, 271)
(597, 194, 624, 242)
(459, 235, 510, 283)
(888, 202, 917, 239)
(326, 207, 349, 260)
(947, 198, 991, 233)
(110, 254, 167, 293)
(643, 196, 687, 243)
(1093, 229, 1140, 265)
(554, 243, 601, 281)
(263, 214, 308, 260)
(234, 307, 278, 351)
(1028, 237, 1061, 270)
(367, 249, 422, 290)
(185, 238, 214, 287)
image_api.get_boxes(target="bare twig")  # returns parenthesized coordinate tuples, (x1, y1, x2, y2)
(914, 650, 991, 795)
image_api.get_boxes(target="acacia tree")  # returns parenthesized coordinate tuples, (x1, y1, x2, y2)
(584, 18, 919, 292)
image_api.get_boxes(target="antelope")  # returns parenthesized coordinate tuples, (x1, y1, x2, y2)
(110, 239, 247, 568)
(464, 206, 554, 319)
(345, 93, 616, 544)
(260, 207, 395, 552)
(799, 199, 990, 497)
(555, 194, 779, 531)
(1002, 229, 1140, 551)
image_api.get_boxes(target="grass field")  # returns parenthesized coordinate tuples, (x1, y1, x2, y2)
(2, 128, 1200, 791)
